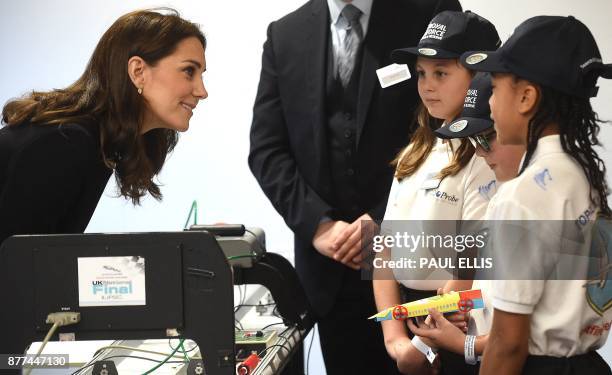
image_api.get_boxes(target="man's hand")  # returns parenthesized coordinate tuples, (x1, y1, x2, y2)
(312, 220, 360, 270)
(331, 213, 378, 266)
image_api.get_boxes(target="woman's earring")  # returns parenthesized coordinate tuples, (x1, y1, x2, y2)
(138, 87, 143, 95)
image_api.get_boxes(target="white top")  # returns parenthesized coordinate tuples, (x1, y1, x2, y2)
(382, 138, 497, 290)
(479, 135, 609, 356)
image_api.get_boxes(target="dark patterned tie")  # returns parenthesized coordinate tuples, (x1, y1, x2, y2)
(336, 4, 363, 87)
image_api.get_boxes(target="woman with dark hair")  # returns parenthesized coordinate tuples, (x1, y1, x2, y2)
(0, 9, 207, 244)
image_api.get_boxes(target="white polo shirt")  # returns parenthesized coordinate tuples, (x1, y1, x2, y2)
(479, 135, 610, 356)
(381, 138, 496, 290)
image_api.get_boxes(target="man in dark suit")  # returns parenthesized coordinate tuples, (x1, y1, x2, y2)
(249, 0, 461, 373)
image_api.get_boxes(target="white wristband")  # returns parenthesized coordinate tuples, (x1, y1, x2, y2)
(464, 335, 477, 365)
(411, 336, 437, 364)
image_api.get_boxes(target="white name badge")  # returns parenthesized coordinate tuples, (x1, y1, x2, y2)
(77, 256, 146, 307)
(376, 63, 411, 88)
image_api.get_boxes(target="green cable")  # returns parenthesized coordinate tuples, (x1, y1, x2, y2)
(178, 340, 189, 363)
(183, 200, 198, 229)
(142, 338, 185, 374)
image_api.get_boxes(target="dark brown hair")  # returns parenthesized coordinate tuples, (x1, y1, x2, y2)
(1, 8, 206, 204)
(519, 83, 611, 218)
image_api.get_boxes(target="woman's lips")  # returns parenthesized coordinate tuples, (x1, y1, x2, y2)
(180, 102, 195, 115)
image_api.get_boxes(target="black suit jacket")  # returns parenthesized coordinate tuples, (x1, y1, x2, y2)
(0, 122, 112, 246)
(249, 0, 461, 316)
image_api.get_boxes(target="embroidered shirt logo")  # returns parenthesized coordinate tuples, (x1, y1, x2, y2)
(478, 180, 497, 200)
(584, 220, 612, 316)
(576, 207, 597, 228)
(533, 168, 552, 190)
(432, 189, 459, 205)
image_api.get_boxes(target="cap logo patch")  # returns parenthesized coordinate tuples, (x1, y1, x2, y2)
(465, 53, 488, 65)
(418, 48, 438, 56)
(449, 120, 468, 133)
(421, 22, 447, 41)
(464, 89, 478, 109)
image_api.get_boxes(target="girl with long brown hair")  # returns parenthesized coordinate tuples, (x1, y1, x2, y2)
(372, 10, 500, 374)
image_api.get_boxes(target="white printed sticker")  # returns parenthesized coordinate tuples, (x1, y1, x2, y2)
(465, 53, 488, 65)
(376, 63, 411, 88)
(449, 120, 468, 132)
(78, 256, 146, 307)
(418, 48, 438, 56)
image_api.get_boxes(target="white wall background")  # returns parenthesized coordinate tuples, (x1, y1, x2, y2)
(1, 0, 611, 372)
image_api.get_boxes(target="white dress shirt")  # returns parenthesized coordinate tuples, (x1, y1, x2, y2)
(327, 0, 373, 74)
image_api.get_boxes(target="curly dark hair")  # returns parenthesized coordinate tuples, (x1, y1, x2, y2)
(1, 8, 206, 204)
(520, 85, 611, 218)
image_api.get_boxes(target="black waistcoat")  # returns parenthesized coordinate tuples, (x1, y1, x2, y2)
(325, 35, 364, 221)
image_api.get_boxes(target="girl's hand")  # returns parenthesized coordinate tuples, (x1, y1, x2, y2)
(407, 308, 466, 353)
(445, 311, 469, 333)
(436, 288, 469, 333)
(412, 316, 436, 348)
(393, 337, 432, 375)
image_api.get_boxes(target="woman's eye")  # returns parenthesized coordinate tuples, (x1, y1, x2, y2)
(434, 71, 447, 78)
(416, 70, 425, 78)
(184, 67, 195, 77)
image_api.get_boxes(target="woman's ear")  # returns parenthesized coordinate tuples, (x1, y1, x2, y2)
(517, 81, 540, 115)
(127, 56, 146, 91)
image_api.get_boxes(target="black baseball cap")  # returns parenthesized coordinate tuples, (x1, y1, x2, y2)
(391, 10, 500, 62)
(460, 15, 612, 98)
(436, 72, 494, 139)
